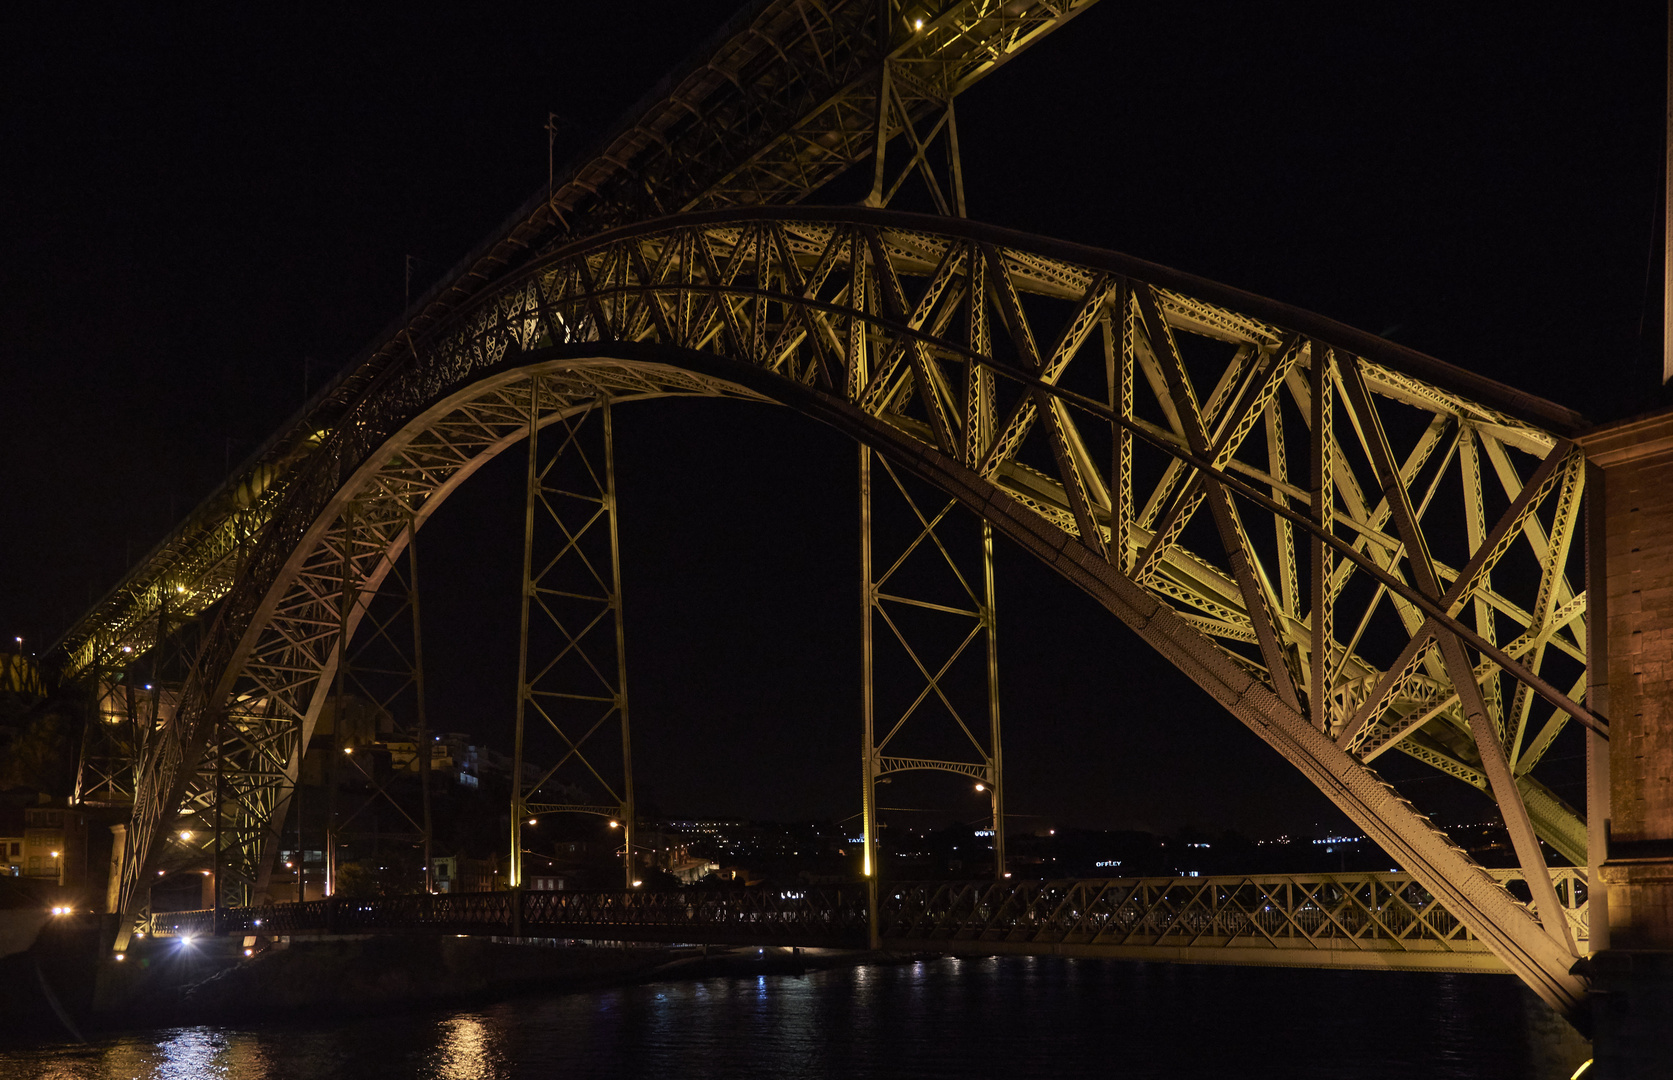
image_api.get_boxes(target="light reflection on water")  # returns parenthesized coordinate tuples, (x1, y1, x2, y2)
(0, 957, 1588, 1080)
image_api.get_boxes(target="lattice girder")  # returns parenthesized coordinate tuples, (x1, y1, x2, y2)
(116, 208, 1597, 1015)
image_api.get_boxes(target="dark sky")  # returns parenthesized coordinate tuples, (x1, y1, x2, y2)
(3, 3, 1668, 838)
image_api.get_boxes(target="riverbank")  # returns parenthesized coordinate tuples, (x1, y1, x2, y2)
(2, 918, 890, 1043)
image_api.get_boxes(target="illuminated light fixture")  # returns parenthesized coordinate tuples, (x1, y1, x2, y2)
(253, 919, 262, 927)
(114, 953, 127, 962)
(176, 585, 187, 594)
(974, 783, 985, 792)
(180, 935, 195, 946)
(134, 931, 145, 939)
(180, 831, 193, 841)
(632, 880, 643, 887)
(608, 821, 620, 829)
(913, 17, 923, 29)
(158, 870, 165, 876)
(343, 747, 353, 756)
(1004, 872, 1012, 878)
(243, 949, 253, 957)
(50, 851, 59, 858)
(122, 646, 133, 653)
(284, 862, 293, 868)
(528, 819, 537, 826)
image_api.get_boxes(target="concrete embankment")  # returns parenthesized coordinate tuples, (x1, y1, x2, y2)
(2, 919, 880, 1042)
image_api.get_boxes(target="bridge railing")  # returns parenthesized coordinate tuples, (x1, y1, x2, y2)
(148, 886, 870, 945)
(145, 871, 1586, 966)
(877, 870, 1589, 960)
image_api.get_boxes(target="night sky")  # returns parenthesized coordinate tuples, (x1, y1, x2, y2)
(4, 3, 1668, 839)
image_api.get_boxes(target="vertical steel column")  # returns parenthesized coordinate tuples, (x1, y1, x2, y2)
(408, 508, 434, 894)
(326, 503, 354, 898)
(295, 780, 305, 904)
(510, 381, 539, 889)
(603, 399, 637, 890)
(859, 445, 880, 948)
(213, 717, 224, 927)
(982, 520, 1004, 878)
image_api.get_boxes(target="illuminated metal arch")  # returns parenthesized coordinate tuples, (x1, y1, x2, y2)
(119, 208, 1594, 1014)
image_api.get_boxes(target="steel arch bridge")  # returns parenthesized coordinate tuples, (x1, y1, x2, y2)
(100, 207, 1594, 1014)
(50, 0, 1606, 1023)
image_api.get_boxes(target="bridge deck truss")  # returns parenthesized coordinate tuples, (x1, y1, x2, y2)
(146, 869, 1585, 975)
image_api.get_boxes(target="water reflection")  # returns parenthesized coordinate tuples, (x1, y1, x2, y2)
(426, 1015, 503, 1080)
(0, 958, 1590, 1080)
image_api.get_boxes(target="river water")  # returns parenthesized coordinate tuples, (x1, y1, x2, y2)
(0, 956, 1590, 1079)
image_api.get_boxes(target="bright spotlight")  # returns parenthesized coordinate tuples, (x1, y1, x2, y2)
(528, 819, 537, 826)
(180, 935, 195, 946)
(974, 783, 985, 792)
(632, 880, 643, 887)
(179, 831, 193, 841)
(608, 821, 620, 829)
(114, 953, 127, 962)
(243, 948, 253, 957)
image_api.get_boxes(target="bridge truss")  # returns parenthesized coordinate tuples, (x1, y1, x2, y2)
(96, 206, 1600, 1016)
(151, 867, 1587, 976)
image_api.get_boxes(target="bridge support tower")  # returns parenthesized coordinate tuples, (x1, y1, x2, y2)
(1580, 406, 1673, 1077)
(859, 445, 1005, 946)
(510, 388, 637, 892)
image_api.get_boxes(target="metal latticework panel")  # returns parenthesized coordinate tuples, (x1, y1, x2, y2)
(860, 447, 1006, 904)
(510, 394, 637, 890)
